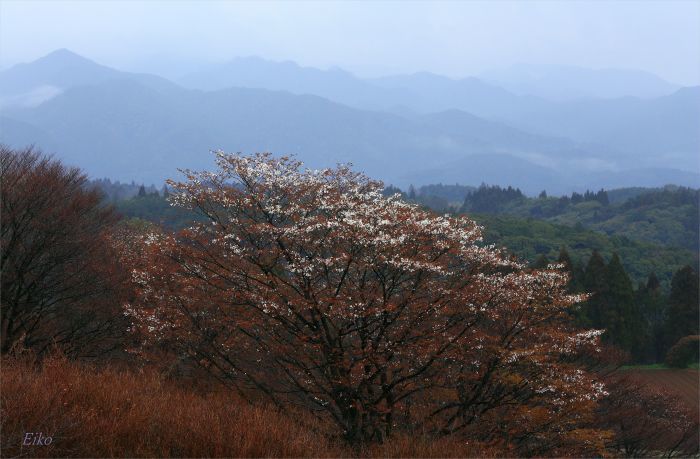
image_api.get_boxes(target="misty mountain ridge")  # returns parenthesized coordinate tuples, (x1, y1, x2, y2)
(2, 78, 591, 192)
(0, 49, 697, 194)
(494, 86, 700, 172)
(480, 63, 681, 101)
(173, 55, 700, 171)
(0, 49, 177, 108)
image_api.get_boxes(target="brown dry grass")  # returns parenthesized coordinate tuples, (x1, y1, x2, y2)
(0, 356, 492, 458)
(1, 355, 342, 458)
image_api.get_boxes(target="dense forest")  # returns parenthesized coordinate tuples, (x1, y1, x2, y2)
(2, 147, 698, 457)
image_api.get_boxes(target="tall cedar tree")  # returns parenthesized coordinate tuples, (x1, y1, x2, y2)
(557, 247, 574, 273)
(0, 146, 128, 358)
(602, 253, 642, 354)
(635, 273, 666, 362)
(120, 152, 609, 452)
(557, 247, 588, 326)
(581, 252, 645, 358)
(581, 250, 608, 328)
(664, 266, 700, 349)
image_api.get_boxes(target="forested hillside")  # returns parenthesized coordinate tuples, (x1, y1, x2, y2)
(408, 184, 698, 252)
(474, 214, 695, 288)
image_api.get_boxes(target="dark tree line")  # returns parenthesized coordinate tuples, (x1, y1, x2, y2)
(620, 186, 699, 210)
(544, 248, 699, 364)
(460, 184, 525, 213)
(459, 185, 609, 214)
(570, 189, 610, 206)
(88, 178, 162, 202)
(400, 184, 613, 217)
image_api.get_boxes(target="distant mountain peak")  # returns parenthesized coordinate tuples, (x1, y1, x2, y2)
(0, 49, 177, 103)
(32, 48, 102, 67)
(42, 48, 84, 59)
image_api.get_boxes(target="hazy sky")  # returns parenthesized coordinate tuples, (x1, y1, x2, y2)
(1, 0, 699, 84)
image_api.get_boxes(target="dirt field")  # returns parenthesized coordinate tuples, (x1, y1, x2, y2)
(625, 369, 700, 409)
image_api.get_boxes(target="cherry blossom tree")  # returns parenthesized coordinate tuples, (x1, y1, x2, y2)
(123, 152, 609, 450)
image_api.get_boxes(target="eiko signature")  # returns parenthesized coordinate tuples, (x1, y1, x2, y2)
(23, 432, 53, 446)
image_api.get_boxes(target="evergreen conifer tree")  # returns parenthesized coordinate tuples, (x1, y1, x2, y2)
(557, 247, 574, 272)
(646, 272, 661, 291)
(664, 266, 700, 350)
(572, 262, 586, 294)
(602, 253, 641, 356)
(581, 250, 607, 328)
(637, 272, 666, 362)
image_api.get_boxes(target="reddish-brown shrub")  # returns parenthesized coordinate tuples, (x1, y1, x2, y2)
(665, 335, 700, 368)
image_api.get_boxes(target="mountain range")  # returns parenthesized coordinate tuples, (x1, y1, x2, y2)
(480, 63, 682, 101)
(0, 49, 697, 194)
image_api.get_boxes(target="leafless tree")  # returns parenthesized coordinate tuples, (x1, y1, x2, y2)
(1, 146, 128, 359)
